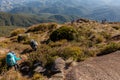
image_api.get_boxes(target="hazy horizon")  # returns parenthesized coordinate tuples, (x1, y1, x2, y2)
(0, 0, 120, 22)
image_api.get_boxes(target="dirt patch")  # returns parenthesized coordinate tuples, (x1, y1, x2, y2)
(0, 48, 9, 57)
(0, 37, 7, 42)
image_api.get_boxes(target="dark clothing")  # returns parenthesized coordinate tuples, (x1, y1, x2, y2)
(30, 40, 38, 51)
(7, 64, 19, 71)
(17, 35, 23, 43)
(14, 64, 19, 71)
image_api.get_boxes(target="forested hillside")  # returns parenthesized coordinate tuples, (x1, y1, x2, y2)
(0, 12, 79, 27)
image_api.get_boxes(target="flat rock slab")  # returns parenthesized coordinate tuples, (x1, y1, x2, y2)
(66, 51, 120, 80)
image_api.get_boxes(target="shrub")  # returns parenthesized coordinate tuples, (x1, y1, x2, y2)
(50, 26, 77, 42)
(48, 40, 67, 47)
(97, 42, 120, 56)
(0, 42, 7, 48)
(83, 48, 97, 57)
(58, 46, 84, 61)
(112, 26, 120, 30)
(10, 28, 26, 37)
(32, 73, 45, 80)
(28, 45, 55, 66)
(27, 23, 57, 33)
(28, 45, 86, 72)
(0, 57, 7, 75)
(48, 23, 57, 31)
(100, 31, 111, 40)
(89, 34, 104, 44)
(0, 26, 18, 37)
(17, 33, 30, 43)
(95, 35, 104, 43)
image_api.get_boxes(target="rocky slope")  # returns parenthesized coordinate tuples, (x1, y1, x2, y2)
(66, 51, 120, 80)
(1, 19, 120, 80)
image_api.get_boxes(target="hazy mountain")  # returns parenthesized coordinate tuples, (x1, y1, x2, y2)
(0, 12, 42, 26)
(8, 0, 90, 16)
(87, 6, 120, 21)
(0, 12, 79, 27)
(0, 0, 120, 22)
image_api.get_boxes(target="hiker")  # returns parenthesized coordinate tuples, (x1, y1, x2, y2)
(6, 51, 21, 70)
(17, 34, 23, 43)
(71, 20, 74, 24)
(102, 19, 107, 24)
(30, 39, 38, 51)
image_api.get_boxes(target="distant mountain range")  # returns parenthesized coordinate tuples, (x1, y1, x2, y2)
(0, 0, 120, 26)
(86, 6, 120, 22)
(0, 12, 78, 27)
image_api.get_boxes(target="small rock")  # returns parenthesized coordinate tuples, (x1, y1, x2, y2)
(51, 57, 65, 72)
(34, 66, 46, 73)
(33, 62, 42, 67)
(70, 61, 78, 67)
(20, 65, 30, 74)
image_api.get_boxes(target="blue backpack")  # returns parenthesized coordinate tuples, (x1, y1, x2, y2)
(6, 52, 21, 66)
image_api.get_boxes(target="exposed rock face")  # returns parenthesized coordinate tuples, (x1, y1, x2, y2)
(49, 57, 66, 80)
(20, 62, 30, 75)
(34, 66, 46, 73)
(33, 61, 46, 73)
(65, 51, 120, 80)
(51, 57, 65, 72)
(111, 34, 120, 41)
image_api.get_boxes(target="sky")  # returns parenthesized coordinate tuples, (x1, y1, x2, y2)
(93, 0, 120, 6)
(101, 0, 120, 4)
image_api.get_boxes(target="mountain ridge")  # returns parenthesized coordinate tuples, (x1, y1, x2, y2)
(0, 0, 120, 25)
(0, 12, 79, 27)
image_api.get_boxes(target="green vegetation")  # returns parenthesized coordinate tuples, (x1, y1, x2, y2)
(28, 45, 56, 66)
(58, 46, 84, 61)
(0, 57, 7, 74)
(0, 12, 40, 27)
(28, 44, 84, 67)
(0, 12, 79, 27)
(32, 73, 45, 80)
(1, 19, 120, 79)
(27, 23, 57, 33)
(50, 26, 77, 41)
(98, 42, 120, 56)
(10, 28, 26, 37)
(0, 26, 18, 37)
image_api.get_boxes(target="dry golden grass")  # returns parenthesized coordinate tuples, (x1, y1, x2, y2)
(10, 28, 26, 37)
(1, 70, 28, 80)
(1, 19, 120, 79)
(32, 73, 45, 80)
(27, 23, 57, 33)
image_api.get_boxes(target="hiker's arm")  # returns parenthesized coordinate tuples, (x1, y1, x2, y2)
(14, 56, 21, 61)
(16, 57, 21, 61)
